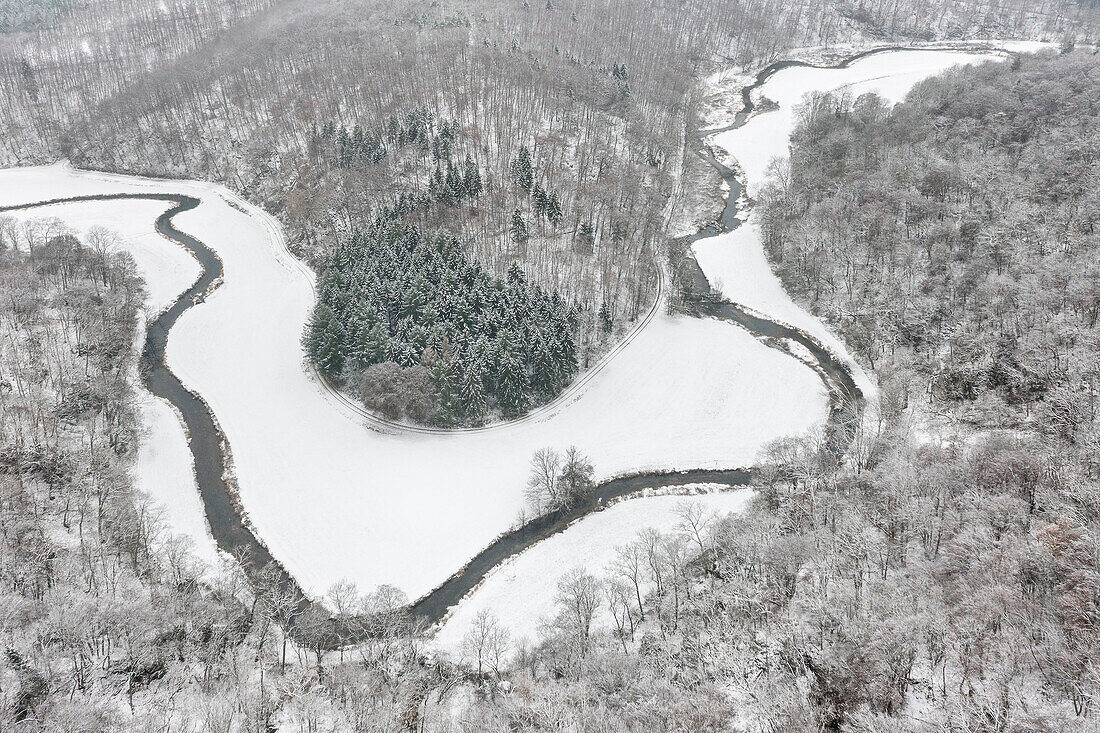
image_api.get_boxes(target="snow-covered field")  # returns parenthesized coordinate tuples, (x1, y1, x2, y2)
(0, 166, 824, 600)
(433, 488, 753, 658)
(696, 48, 1012, 401)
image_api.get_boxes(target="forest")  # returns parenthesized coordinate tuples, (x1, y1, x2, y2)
(2, 0, 1096, 379)
(305, 215, 578, 424)
(738, 46, 1100, 728)
(759, 47, 1099, 438)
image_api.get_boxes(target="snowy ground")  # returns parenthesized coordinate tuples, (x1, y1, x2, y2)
(433, 488, 754, 658)
(0, 165, 825, 600)
(695, 48, 1014, 402)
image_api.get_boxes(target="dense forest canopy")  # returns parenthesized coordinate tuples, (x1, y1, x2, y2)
(306, 217, 578, 424)
(759, 47, 1100, 435)
(736, 47, 1100, 729)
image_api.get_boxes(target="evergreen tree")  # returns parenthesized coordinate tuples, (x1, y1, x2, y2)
(496, 336, 531, 417)
(547, 192, 563, 227)
(354, 319, 391, 366)
(533, 185, 549, 220)
(599, 302, 613, 333)
(511, 145, 534, 192)
(305, 304, 346, 377)
(463, 153, 482, 197)
(432, 359, 457, 424)
(429, 166, 446, 202)
(511, 210, 529, 247)
(460, 363, 487, 420)
(507, 262, 527, 287)
(444, 160, 463, 206)
(336, 126, 351, 167)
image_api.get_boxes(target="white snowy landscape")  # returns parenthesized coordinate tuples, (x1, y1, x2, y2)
(0, 165, 824, 602)
(2, 0, 1095, 724)
(433, 488, 754, 657)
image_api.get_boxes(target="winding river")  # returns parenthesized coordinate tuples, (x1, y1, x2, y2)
(0, 44, 1019, 641)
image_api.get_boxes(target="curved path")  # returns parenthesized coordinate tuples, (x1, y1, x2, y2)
(0, 43, 1021, 641)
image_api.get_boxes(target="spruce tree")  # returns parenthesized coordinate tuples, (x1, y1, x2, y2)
(444, 160, 463, 206)
(511, 210, 529, 247)
(463, 153, 482, 197)
(432, 359, 457, 424)
(599, 302, 613, 333)
(496, 339, 531, 417)
(460, 364, 486, 420)
(306, 304, 346, 377)
(547, 192, 563, 226)
(507, 262, 527, 287)
(533, 185, 549, 220)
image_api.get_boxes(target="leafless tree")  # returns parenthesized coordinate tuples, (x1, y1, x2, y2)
(461, 609, 510, 678)
(525, 447, 561, 514)
(555, 569, 602, 657)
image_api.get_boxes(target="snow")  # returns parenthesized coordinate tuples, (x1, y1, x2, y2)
(136, 395, 221, 566)
(697, 49, 1011, 402)
(433, 488, 754, 657)
(0, 163, 826, 601)
(1, 198, 200, 315)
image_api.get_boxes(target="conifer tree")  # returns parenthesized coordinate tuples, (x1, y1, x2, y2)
(305, 304, 346, 377)
(432, 359, 457, 424)
(463, 153, 482, 198)
(444, 160, 463, 206)
(461, 364, 487, 420)
(599, 302, 613, 333)
(533, 185, 549, 220)
(547, 192, 564, 227)
(507, 262, 527, 287)
(496, 336, 531, 417)
(511, 145, 534, 192)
